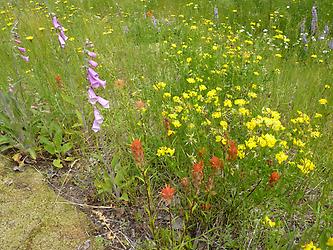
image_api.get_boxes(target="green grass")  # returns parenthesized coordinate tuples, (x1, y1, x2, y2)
(0, 0, 332, 249)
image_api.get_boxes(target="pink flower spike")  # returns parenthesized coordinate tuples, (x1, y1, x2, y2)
(17, 47, 26, 53)
(58, 34, 66, 48)
(89, 60, 98, 68)
(52, 16, 62, 29)
(87, 51, 97, 58)
(92, 119, 101, 132)
(97, 96, 109, 108)
(88, 88, 98, 105)
(60, 29, 68, 41)
(20, 55, 29, 62)
(93, 108, 104, 124)
(87, 67, 99, 78)
(15, 39, 21, 44)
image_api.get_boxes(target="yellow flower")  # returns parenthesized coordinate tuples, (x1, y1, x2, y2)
(153, 81, 167, 90)
(172, 120, 182, 128)
(319, 98, 328, 105)
(167, 130, 175, 136)
(157, 147, 175, 157)
(246, 119, 257, 131)
(327, 237, 333, 247)
(163, 92, 171, 98)
(245, 137, 257, 149)
(212, 111, 221, 118)
(297, 159, 315, 174)
(263, 133, 276, 148)
(258, 136, 267, 147)
(199, 85, 207, 91)
(187, 78, 196, 84)
(301, 241, 321, 250)
(248, 92, 257, 98)
(275, 151, 288, 164)
(275, 53, 282, 58)
(224, 99, 232, 108)
(25, 36, 34, 40)
(234, 99, 246, 106)
(238, 108, 250, 116)
(314, 113, 322, 118)
(215, 135, 222, 142)
(220, 120, 228, 130)
(264, 216, 276, 227)
(293, 138, 305, 148)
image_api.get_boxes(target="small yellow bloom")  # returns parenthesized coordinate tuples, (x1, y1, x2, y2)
(326, 237, 333, 247)
(220, 120, 228, 130)
(319, 98, 328, 105)
(224, 99, 232, 108)
(264, 216, 276, 227)
(186, 78, 196, 84)
(25, 36, 34, 40)
(275, 151, 288, 164)
(245, 137, 257, 149)
(301, 241, 321, 250)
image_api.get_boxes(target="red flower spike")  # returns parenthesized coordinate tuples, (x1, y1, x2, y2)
(130, 139, 144, 165)
(269, 171, 280, 186)
(161, 184, 175, 204)
(227, 140, 238, 161)
(210, 156, 223, 170)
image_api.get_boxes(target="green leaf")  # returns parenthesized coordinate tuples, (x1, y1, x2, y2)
(61, 142, 73, 154)
(53, 130, 63, 150)
(39, 136, 51, 145)
(52, 159, 63, 168)
(44, 143, 56, 155)
(0, 135, 11, 145)
(27, 148, 37, 160)
(119, 192, 129, 202)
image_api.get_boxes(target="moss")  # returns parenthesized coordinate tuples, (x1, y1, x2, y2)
(0, 158, 101, 250)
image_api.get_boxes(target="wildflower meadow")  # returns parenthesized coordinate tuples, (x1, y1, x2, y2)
(0, 0, 332, 249)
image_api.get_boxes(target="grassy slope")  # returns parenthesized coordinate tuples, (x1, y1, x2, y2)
(0, 0, 332, 249)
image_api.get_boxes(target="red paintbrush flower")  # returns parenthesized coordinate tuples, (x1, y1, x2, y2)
(161, 184, 175, 204)
(131, 139, 144, 165)
(210, 156, 223, 170)
(269, 171, 280, 186)
(227, 140, 238, 161)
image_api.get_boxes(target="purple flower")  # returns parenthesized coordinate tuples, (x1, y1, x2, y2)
(88, 67, 99, 78)
(92, 108, 104, 132)
(87, 73, 106, 89)
(311, 5, 318, 35)
(88, 87, 98, 104)
(88, 88, 109, 108)
(89, 60, 98, 67)
(20, 55, 29, 62)
(214, 7, 219, 19)
(60, 29, 68, 41)
(58, 34, 66, 48)
(97, 96, 109, 108)
(17, 47, 26, 53)
(87, 51, 97, 58)
(52, 16, 62, 29)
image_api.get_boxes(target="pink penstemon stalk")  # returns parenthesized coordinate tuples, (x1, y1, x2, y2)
(51, 15, 68, 48)
(11, 21, 29, 62)
(84, 40, 109, 132)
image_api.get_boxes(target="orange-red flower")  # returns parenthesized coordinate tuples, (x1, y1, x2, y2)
(269, 171, 280, 186)
(131, 139, 144, 165)
(210, 156, 223, 170)
(161, 184, 175, 204)
(227, 140, 238, 161)
(192, 160, 204, 187)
